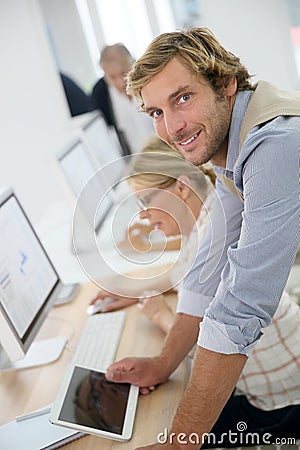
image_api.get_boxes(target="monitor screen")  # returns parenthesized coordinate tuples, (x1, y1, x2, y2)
(58, 139, 113, 232)
(0, 188, 60, 362)
(83, 115, 126, 190)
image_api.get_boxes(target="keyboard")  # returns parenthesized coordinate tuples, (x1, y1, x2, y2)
(72, 311, 126, 370)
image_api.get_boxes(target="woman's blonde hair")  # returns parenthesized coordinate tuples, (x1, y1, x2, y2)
(127, 27, 253, 109)
(127, 135, 215, 199)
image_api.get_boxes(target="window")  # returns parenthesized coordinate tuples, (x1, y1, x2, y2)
(288, 0, 300, 77)
(77, 0, 177, 66)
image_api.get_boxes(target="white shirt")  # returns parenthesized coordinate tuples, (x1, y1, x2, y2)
(109, 85, 154, 153)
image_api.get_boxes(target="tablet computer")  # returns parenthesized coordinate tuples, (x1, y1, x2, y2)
(49, 365, 139, 441)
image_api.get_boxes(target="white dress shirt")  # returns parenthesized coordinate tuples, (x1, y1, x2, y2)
(109, 85, 154, 153)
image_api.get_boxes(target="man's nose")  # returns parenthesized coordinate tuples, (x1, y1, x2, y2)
(164, 110, 186, 137)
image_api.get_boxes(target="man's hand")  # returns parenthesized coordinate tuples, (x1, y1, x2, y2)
(89, 289, 137, 312)
(106, 356, 170, 394)
(106, 313, 202, 394)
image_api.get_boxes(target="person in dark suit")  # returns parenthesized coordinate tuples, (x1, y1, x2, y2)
(91, 44, 133, 126)
(91, 44, 133, 156)
(91, 44, 154, 155)
(60, 72, 95, 117)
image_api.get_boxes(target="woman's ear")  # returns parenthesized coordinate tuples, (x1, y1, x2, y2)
(174, 175, 192, 201)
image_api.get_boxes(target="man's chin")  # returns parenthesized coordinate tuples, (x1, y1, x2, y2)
(182, 151, 210, 166)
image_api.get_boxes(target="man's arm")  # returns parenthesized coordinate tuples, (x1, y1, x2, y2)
(136, 348, 247, 450)
(106, 312, 201, 388)
(107, 179, 244, 389)
(160, 312, 202, 374)
(169, 348, 247, 449)
(200, 118, 300, 356)
(136, 120, 299, 449)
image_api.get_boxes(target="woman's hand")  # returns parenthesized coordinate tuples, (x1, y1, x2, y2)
(138, 294, 175, 334)
(118, 223, 154, 252)
(89, 289, 137, 312)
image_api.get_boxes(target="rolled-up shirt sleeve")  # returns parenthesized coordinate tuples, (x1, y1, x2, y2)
(198, 117, 300, 356)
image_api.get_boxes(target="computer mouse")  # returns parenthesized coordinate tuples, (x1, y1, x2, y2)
(86, 297, 115, 315)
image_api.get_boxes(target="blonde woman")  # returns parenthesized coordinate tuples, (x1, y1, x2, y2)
(89, 135, 215, 328)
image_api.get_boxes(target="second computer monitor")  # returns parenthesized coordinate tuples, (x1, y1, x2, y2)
(57, 139, 113, 233)
(83, 114, 127, 190)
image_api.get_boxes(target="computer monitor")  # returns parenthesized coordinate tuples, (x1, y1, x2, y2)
(57, 138, 113, 234)
(82, 114, 127, 191)
(0, 187, 67, 371)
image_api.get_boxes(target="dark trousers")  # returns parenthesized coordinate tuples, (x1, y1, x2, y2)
(202, 394, 300, 448)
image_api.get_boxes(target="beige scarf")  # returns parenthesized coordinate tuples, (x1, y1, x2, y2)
(217, 81, 300, 201)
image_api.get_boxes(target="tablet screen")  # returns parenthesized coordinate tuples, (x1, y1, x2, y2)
(58, 366, 130, 435)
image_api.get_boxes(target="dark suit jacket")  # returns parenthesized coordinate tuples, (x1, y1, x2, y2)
(91, 77, 115, 126)
(91, 77, 131, 155)
(60, 73, 95, 117)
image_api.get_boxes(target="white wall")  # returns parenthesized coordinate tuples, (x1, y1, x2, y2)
(0, 0, 84, 224)
(198, 0, 299, 89)
(39, 0, 96, 90)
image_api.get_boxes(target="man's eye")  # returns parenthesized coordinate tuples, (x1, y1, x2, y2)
(179, 94, 191, 104)
(152, 109, 163, 118)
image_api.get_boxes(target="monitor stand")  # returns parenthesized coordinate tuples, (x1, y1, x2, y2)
(0, 336, 67, 372)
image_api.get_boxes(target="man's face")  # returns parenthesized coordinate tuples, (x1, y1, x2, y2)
(141, 57, 236, 167)
(102, 49, 132, 95)
(103, 61, 130, 95)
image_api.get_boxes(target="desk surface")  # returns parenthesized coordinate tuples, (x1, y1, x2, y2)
(0, 282, 189, 449)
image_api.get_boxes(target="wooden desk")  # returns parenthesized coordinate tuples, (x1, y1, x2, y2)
(0, 282, 189, 449)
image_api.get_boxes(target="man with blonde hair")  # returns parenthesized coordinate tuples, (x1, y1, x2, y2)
(106, 28, 300, 448)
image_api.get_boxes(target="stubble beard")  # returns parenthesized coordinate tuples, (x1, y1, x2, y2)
(177, 95, 231, 166)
